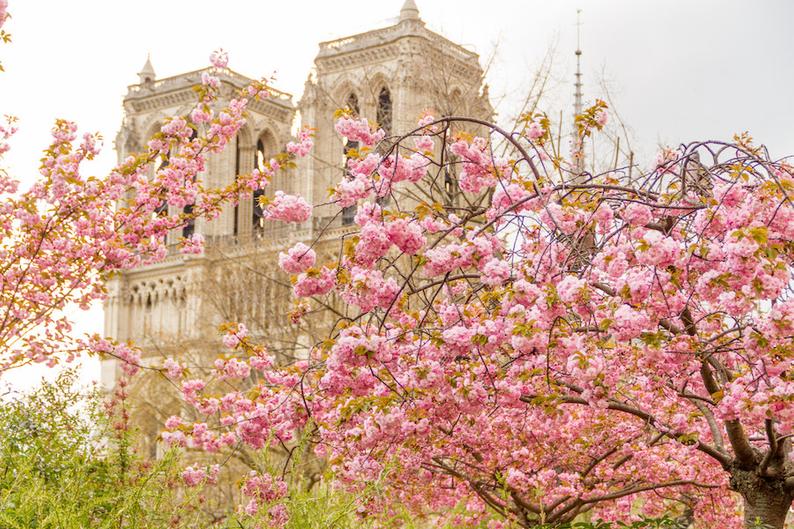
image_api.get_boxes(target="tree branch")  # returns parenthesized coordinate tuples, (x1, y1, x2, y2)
(520, 393, 731, 468)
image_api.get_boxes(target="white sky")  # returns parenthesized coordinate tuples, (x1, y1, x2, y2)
(0, 0, 791, 391)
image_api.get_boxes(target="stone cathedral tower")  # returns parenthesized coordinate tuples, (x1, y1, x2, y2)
(103, 1, 492, 455)
(300, 0, 491, 222)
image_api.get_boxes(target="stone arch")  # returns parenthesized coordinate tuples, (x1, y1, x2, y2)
(376, 85, 393, 135)
(367, 70, 391, 97)
(332, 78, 360, 112)
(140, 112, 170, 145)
(233, 122, 258, 185)
(140, 117, 169, 179)
(236, 121, 255, 150)
(255, 128, 279, 167)
(222, 122, 257, 238)
(337, 84, 368, 225)
(174, 102, 196, 119)
(356, 67, 393, 134)
(248, 128, 281, 233)
(345, 92, 360, 116)
(365, 68, 390, 100)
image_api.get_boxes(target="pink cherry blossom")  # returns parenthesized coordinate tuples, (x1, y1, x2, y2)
(526, 121, 544, 140)
(163, 358, 184, 378)
(293, 266, 336, 297)
(623, 202, 652, 226)
(285, 126, 314, 157)
(182, 464, 219, 487)
(278, 242, 317, 274)
(480, 258, 510, 286)
(165, 109, 793, 528)
(265, 191, 312, 223)
(385, 218, 426, 255)
(595, 109, 608, 127)
(222, 323, 248, 349)
(334, 116, 385, 147)
(209, 48, 229, 68)
(181, 232, 204, 255)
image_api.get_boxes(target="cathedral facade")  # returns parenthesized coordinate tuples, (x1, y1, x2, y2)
(103, 0, 492, 453)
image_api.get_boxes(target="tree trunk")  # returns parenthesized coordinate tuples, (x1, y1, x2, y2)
(733, 469, 793, 529)
(743, 493, 792, 529)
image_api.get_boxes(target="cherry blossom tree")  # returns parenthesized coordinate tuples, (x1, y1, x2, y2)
(2, 3, 792, 527)
(166, 106, 793, 529)
(0, 9, 312, 374)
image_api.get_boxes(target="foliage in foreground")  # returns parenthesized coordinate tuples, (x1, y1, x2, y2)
(0, 372, 217, 528)
(0, 372, 690, 529)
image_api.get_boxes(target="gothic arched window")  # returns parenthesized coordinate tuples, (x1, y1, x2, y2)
(343, 93, 361, 158)
(182, 204, 195, 239)
(376, 87, 392, 136)
(444, 169, 457, 206)
(233, 134, 241, 236)
(152, 144, 169, 219)
(252, 136, 272, 231)
(181, 127, 199, 239)
(256, 138, 266, 173)
(346, 92, 360, 115)
(341, 93, 361, 226)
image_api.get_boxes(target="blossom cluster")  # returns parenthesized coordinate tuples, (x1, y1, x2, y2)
(0, 47, 315, 376)
(334, 116, 385, 147)
(165, 108, 792, 528)
(265, 191, 312, 223)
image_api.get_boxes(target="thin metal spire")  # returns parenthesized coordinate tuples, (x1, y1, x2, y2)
(573, 9, 584, 176)
(574, 9, 583, 119)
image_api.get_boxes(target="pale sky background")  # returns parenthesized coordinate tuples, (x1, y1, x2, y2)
(0, 0, 791, 392)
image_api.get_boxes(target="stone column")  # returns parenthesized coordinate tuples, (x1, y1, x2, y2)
(237, 144, 256, 238)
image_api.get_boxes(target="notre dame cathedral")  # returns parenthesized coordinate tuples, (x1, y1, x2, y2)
(103, 0, 492, 459)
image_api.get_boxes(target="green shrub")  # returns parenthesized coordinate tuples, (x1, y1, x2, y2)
(0, 371, 208, 529)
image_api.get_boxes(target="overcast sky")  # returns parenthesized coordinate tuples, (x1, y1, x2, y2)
(1, 0, 791, 390)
